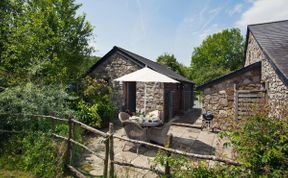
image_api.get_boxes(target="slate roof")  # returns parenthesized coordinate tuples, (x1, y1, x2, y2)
(248, 20, 288, 86)
(87, 46, 194, 84)
(197, 61, 261, 90)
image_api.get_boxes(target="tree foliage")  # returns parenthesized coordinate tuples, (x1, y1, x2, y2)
(0, 1, 95, 176)
(156, 53, 188, 77)
(0, 0, 93, 85)
(74, 76, 115, 128)
(0, 132, 65, 178)
(190, 28, 244, 85)
(223, 111, 288, 177)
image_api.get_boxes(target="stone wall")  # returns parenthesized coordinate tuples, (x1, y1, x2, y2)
(245, 32, 265, 66)
(261, 58, 288, 117)
(136, 82, 164, 113)
(245, 31, 288, 117)
(89, 53, 141, 111)
(89, 52, 165, 114)
(203, 67, 262, 124)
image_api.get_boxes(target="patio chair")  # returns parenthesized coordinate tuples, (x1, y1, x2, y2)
(122, 120, 148, 154)
(118, 112, 130, 124)
(147, 119, 176, 145)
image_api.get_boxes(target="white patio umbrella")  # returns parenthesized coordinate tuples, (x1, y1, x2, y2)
(114, 67, 179, 112)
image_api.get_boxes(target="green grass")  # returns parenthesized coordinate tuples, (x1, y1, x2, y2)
(0, 169, 35, 178)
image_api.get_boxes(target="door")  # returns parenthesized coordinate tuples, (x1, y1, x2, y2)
(127, 82, 136, 112)
(166, 91, 174, 122)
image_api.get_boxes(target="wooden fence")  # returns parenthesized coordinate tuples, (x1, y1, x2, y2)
(234, 87, 266, 121)
(0, 113, 242, 177)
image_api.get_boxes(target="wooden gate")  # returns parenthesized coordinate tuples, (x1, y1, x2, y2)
(234, 89, 266, 121)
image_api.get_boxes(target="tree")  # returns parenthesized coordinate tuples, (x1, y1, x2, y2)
(190, 28, 244, 85)
(0, 0, 93, 85)
(190, 65, 229, 86)
(156, 53, 188, 77)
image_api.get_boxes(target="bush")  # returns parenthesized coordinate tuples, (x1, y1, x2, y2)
(154, 152, 246, 178)
(74, 76, 115, 128)
(225, 112, 288, 177)
(0, 132, 65, 178)
(0, 83, 73, 132)
(0, 83, 79, 177)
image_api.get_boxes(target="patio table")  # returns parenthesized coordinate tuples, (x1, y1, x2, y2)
(129, 116, 162, 127)
(140, 120, 162, 127)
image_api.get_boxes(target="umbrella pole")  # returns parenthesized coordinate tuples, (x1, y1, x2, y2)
(144, 83, 147, 113)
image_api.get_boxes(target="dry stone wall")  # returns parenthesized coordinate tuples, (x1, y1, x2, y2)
(90, 53, 141, 111)
(136, 82, 164, 113)
(245, 31, 288, 117)
(245, 32, 265, 66)
(203, 68, 262, 126)
(262, 58, 288, 117)
(89, 53, 165, 114)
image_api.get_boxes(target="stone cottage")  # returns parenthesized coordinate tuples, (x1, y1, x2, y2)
(87, 46, 194, 121)
(197, 20, 288, 122)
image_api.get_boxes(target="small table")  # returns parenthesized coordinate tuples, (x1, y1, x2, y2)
(129, 116, 162, 127)
(140, 120, 162, 127)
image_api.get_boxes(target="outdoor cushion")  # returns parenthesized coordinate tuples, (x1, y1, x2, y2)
(146, 110, 160, 120)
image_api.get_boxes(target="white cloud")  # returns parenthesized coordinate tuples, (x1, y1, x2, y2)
(199, 6, 222, 32)
(227, 4, 243, 16)
(236, 0, 288, 30)
(199, 24, 222, 41)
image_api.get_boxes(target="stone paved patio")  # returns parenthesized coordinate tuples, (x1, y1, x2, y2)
(79, 109, 233, 177)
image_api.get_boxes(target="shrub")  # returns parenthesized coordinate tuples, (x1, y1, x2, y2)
(74, 76, 115, 128)
(0, 132, 65, 178)
(0, 82, 73, 132)
(0, 83, 78, 177)
(154, 152, 246, 178)
(225, 112, 288, 177)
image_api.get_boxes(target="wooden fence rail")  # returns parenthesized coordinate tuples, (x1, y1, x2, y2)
(0, 113, 242, 178)
(113, 134, 241, 166)
(0, 113, 68, 122)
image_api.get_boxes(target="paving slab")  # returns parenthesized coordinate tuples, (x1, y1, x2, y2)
(79, 110, 234, 177)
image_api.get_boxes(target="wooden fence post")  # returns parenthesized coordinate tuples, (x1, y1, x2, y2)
(66, 117, 72, 165)
(234, 84, 239, 121)
(165, 134, 173, 178)
(109, 123, 115, 178)
(70, 120, 75, 165)
(103, 135, 109, 178)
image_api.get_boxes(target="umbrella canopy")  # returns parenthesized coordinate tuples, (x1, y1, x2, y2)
(114, 67, 179, 83)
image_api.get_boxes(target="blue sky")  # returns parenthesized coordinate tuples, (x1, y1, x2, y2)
(76, 0, 288, 66)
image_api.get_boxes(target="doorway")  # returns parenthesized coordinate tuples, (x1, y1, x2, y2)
(126, 82, 136, 112)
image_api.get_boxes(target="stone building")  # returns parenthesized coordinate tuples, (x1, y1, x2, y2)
(197, 20, 288, 122)
(87, 46, 194, 121)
